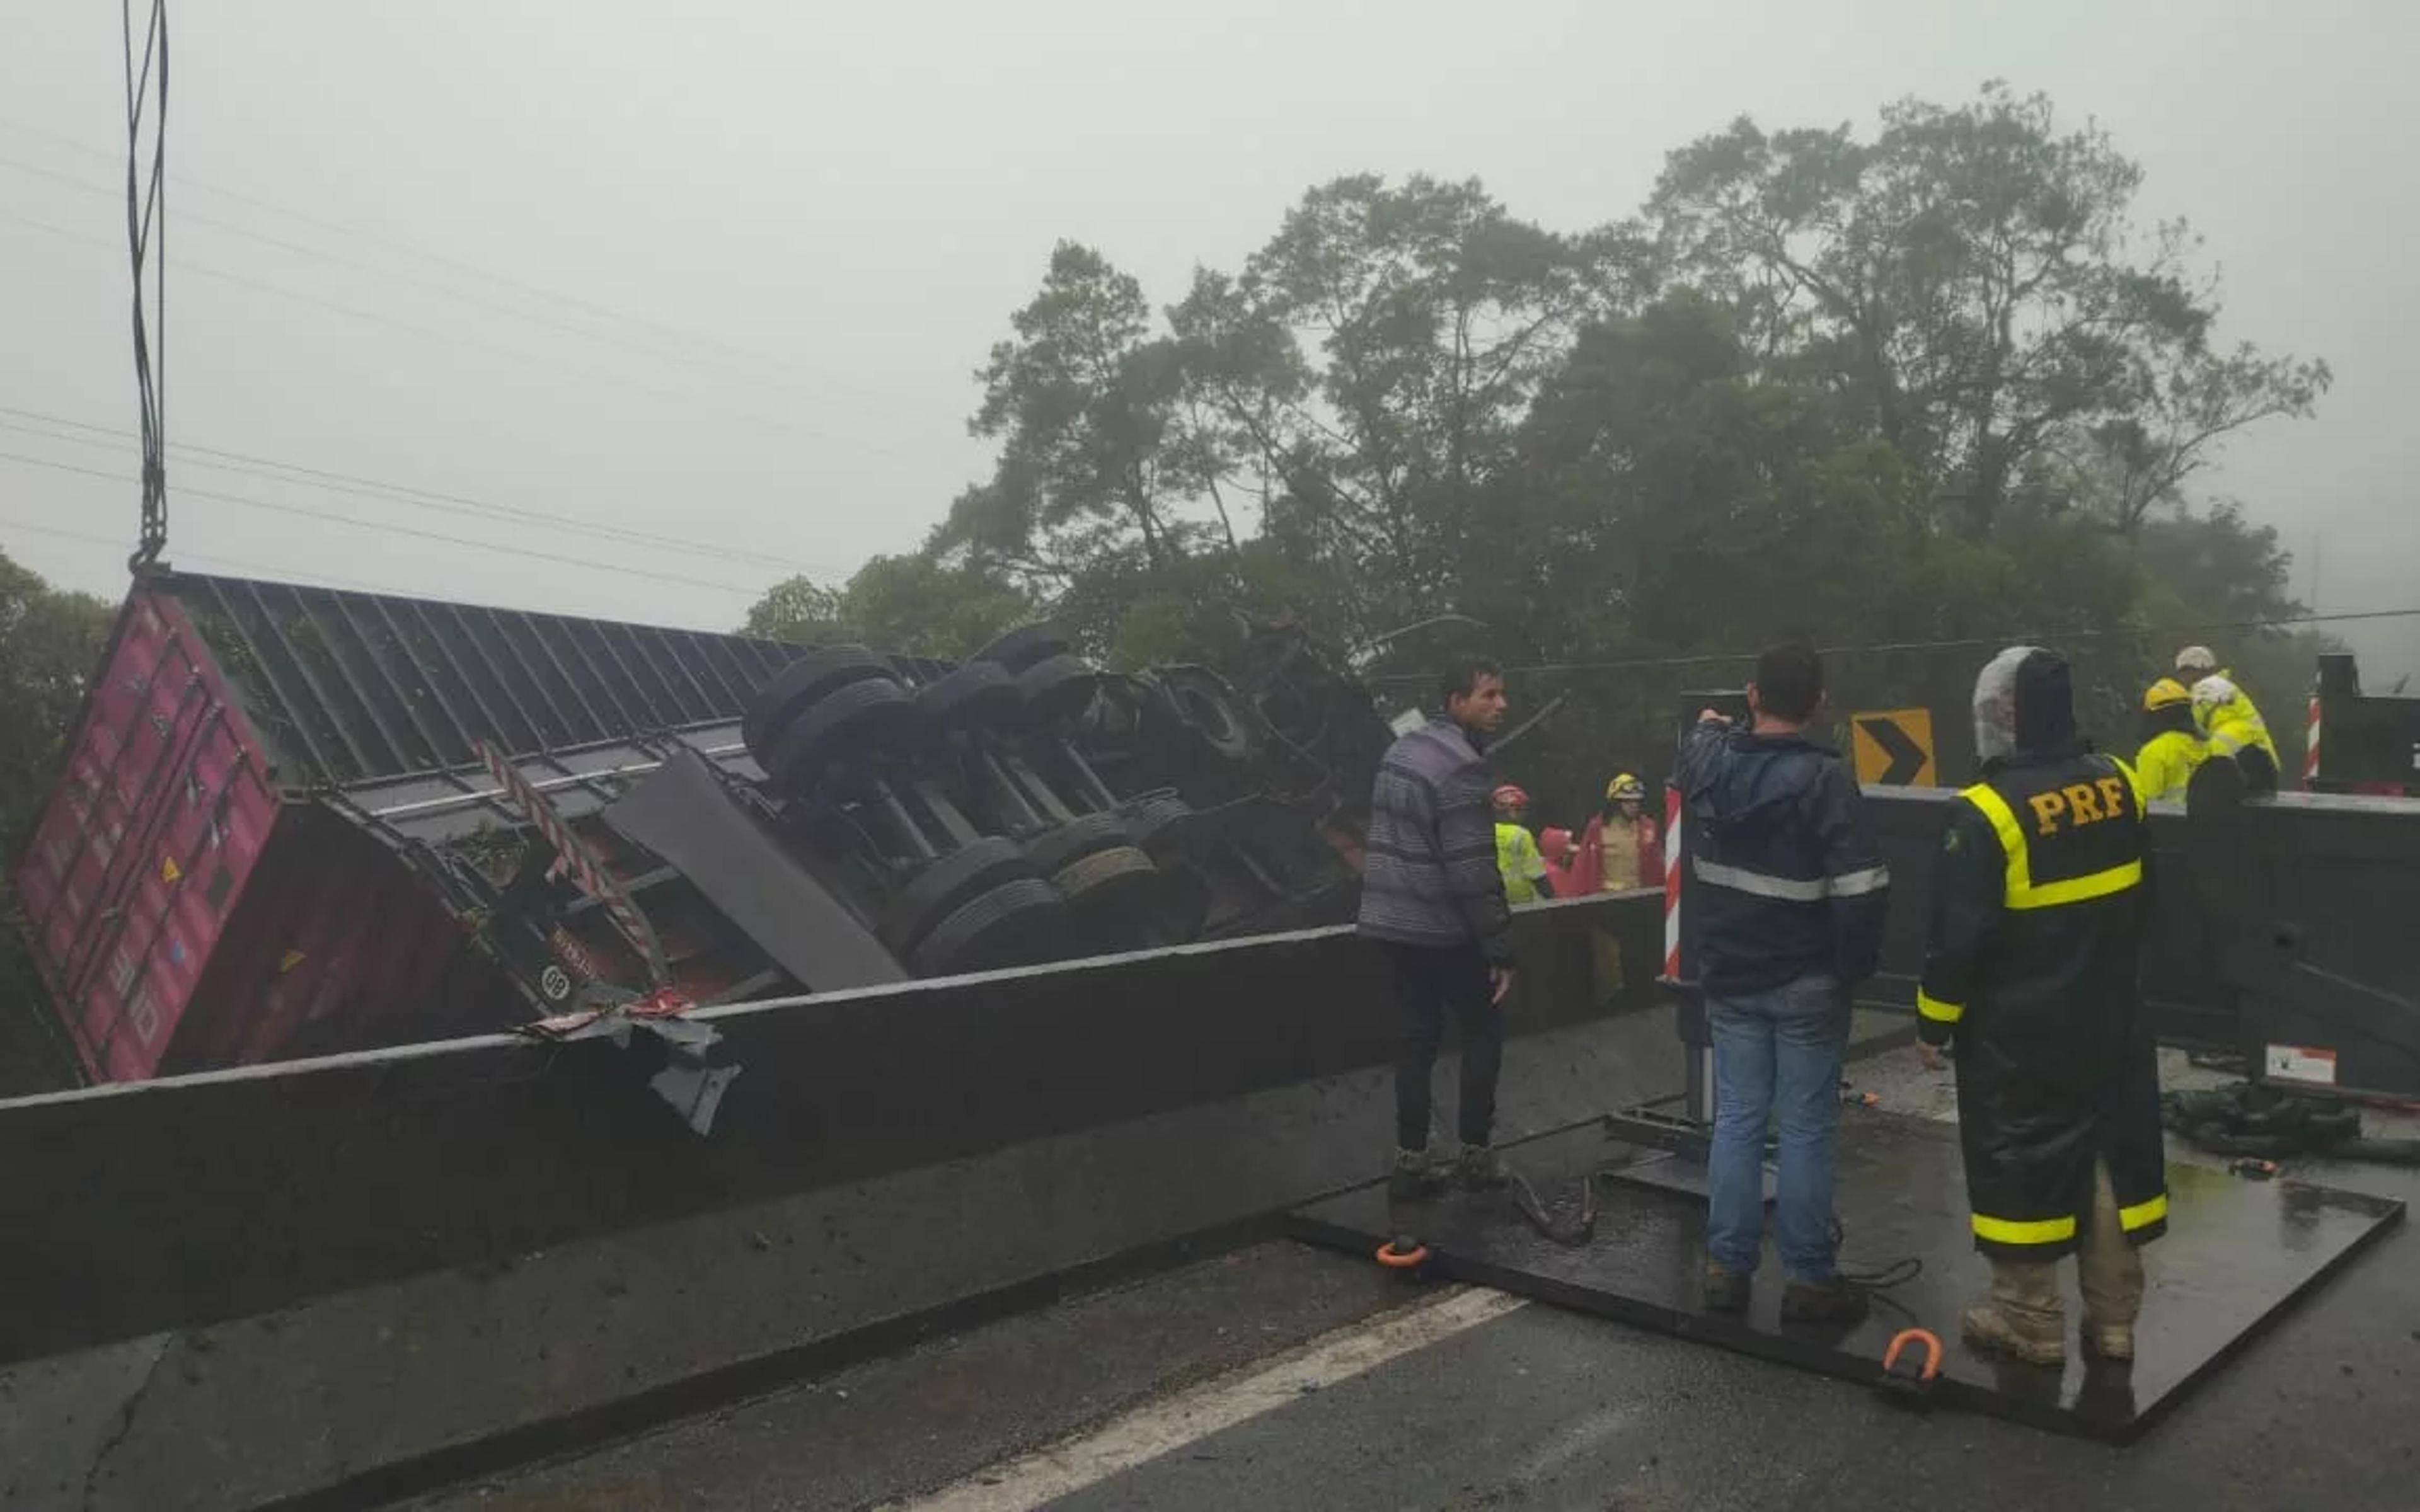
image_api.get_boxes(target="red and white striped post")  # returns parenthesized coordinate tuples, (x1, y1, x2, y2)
(1662, 782, 1685, 981)
(1662, 777, 1716, 1125)
(2303, 684, 2324, 791)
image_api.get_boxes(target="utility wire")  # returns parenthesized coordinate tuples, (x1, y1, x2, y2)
(0, 151, 920, 422)
(3, 514, 423, 598)
(120, 0, 170, 571)
(0, 210, 926, 462)
(0, 112, 887, 404)
(0, 449, 769, 598)
(1363, 610, 2420, 683)
(0, 408, 860, 579)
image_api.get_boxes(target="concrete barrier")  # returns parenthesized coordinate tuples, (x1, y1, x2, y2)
(0, 891, 1659, 1370)
(0, 892, 1686, 1511)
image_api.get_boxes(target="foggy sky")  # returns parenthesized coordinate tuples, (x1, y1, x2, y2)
(4, 1, 2415, 682)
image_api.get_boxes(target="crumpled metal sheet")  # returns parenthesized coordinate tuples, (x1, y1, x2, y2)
(516, 992, 740, 1135)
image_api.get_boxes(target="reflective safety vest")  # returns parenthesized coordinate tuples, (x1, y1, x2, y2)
(2193, 674, 2281, 769)
(2132, 728, 2208, 805)
(1916, 750, 2169, 1260)
(1495, 822, 1548, 905)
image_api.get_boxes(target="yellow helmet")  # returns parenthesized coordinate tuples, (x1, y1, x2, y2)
(1606, 772, 1646, 801)
(2144, 677, 2192, 713)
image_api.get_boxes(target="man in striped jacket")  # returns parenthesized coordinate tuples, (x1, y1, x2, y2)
(1677, 643, 1890, 1323)
(1357, 656, 1516, 1197)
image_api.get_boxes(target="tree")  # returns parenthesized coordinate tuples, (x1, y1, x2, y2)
(0, 550, 113, 1092)
(740, 575, 848, 643)
(742, 553, 1037, 660)
(1649, 83, 2327, 536)
(943, 243, 1238, 583)
(884, 86, 2329, 806)
(1172, 175, 1635, 635)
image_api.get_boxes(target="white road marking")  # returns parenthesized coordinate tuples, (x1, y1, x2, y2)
(890, 1286, 1529, 1512)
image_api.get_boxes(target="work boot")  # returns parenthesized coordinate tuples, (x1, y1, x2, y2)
(1781, 1278, 1870, 1326)
(1455, 1145, 1509, 1191)
(1962, 1303, 2067, 1366)
(1389, 1147, 1443, 1201)
(2082, 1322, 2135, 1363)
(1702, 1263, 1751, 1315)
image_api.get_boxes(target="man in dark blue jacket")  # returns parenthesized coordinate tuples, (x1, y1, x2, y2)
(1358, 656, 1515, 1197)
(1677, 643, 1889, 1321)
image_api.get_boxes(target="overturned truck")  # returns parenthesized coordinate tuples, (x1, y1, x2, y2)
(10, 573, 1396, 1082)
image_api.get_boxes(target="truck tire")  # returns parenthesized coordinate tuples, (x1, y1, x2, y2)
(745, 646, 896, 762)
(1020, 811, 1132, 876)
(1051, 844, 1159, 910)
(766, 677, 918, 786)
(1124, 794, 1199, 859)
(972, 622, 1074, 675)
(1051, 844, 1163, 953)
(879, 837, 1035, 955)
(1017, 653, 1101, 724)
(1157, 669, 1253, 764)
(915, 661, 1021, 731)
(909, 877, 1066, 977)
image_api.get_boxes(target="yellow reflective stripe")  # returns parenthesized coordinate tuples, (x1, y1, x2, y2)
(1971, 1211, 2077, 1246)
(2111, 757, 2146, 813)
(1957, 780, 2144, 911)
(2119, 1193, 2168, 1232)
(2012, 859, 2143, 909)
(1959, 782, 2027, 903)
(1916, 990, 1964, 1024)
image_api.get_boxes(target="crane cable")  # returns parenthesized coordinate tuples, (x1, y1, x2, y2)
(123, 0, 170, 573)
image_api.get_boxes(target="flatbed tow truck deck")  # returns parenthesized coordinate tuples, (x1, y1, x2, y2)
(418, 1041, 2420, 1512)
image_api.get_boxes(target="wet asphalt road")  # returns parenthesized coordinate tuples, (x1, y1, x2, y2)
(420, 1049, 2420, 1512)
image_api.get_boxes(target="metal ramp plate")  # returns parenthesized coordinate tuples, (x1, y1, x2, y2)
(1288, 1114, 2402, 1443)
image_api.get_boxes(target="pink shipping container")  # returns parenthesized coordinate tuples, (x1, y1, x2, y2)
(11, 573, 808, 1082)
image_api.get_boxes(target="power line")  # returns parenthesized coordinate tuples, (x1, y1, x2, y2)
(0, 407, 860, 579)
(120, 0, 170, 571)
(0, 115, 936, 420)
(0, 149, 925, 422)
(0, 449, 771, 598)
(0, 209, 928, 462)
(1364, 610, 2420, 683)
(0, 111, 809, 363)
(1, 514, 421, 598)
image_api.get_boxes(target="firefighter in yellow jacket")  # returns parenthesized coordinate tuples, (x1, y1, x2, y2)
(1918, 646, 2166, 1367)
(2175, 645, 2281, 794)
(2133, 678, 2208, 803)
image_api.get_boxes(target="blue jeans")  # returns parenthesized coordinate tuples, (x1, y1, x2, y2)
(1706, 972, 1849, 1283)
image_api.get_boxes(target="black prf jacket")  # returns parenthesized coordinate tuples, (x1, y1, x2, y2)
(1917, 742, 2167, 1260)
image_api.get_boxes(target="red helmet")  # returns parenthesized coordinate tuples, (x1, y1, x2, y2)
(1491, 784, 1530, 810)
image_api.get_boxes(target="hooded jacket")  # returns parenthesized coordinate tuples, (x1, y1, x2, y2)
(1918, 647, 2167, 1261)
(1675, 723, 1889, 995)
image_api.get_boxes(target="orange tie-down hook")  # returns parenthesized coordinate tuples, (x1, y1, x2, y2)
(1878, 1327, 1944, 1407)
(1374, 1236, 1431, 1274)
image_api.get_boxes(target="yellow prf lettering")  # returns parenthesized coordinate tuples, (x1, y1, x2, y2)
(2098, 777, 2130, 820)
(2063, 783, 2106, 824)
(2027, 790, 2067, 836)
